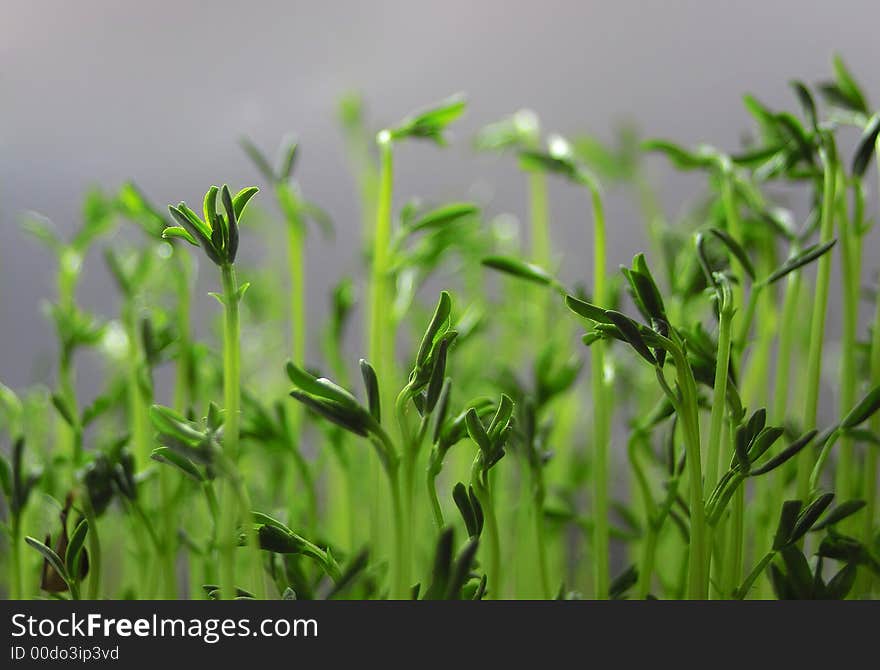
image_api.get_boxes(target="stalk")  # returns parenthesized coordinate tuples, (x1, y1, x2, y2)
(9, 514, 22, 599)
(82, 494, 101, 600)
(587, 183, 610, 600)
(472, 464, 501, 597)
(218, 263, 249, 600)
(861, 154, 880, 593)
(705, 297, 734, 492)
(667, 344, 707, 599)
(368, 134, 395, 411)
(797, 156, 837, 499)
(531, 469, 551, 599)
(172, 252, 193, 413)
(367, 135, 395, 558)
(835, 176, 862, 499)
(386, 462, 406, 599)
(427, 463, 444, 530)
(529, 171, 551, 331)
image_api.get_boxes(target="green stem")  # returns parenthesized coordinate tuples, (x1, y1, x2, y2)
(172, 252, 193, 414)
(369, 135, 395, 413)
(82, 496, 101, 600)
(798, 158, 837, 499)
(219, 263, 242, 600)
(10, 514, 22, 599)
(669, 344, 707, 599)
(836, 176, 862, 500)
(706, 303, 734, 492)
(387, 462, 406, 599)
(427, 462, 444, 530)
(587, 183, 610, 600)
(531, 472, 551, 599)
(474, 472, 501, 598)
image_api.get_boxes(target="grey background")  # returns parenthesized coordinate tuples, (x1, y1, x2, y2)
(1, 0, 878, 393)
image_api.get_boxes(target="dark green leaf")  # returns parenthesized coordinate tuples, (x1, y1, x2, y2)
(482, 256, 555, 286)
(841, 384, 880, 429)
(765, 240, 837, 286)
(790, 80, 818, 130)
(359, 359, 381, 423)
(788, 492, 835, 545)
(406, 203, 479, 234)
(811, 499, 866, 531)
(26, 536, 69, 585)
(150, 447, 205, 483)
(773, 500, 803, 550)
(605, 311, 656, 365)
(749, 429, 816, 476)
(64, 519, 89, 578)
(708, 228, 755, 281)
(851, 114, 880, 178)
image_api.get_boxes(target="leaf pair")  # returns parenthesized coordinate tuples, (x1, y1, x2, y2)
(165, 184, 258, 266)
(0, 437, 41, 516)
(407, 292, 458, 415)
(422, 528, 481, 600)
(149, 403, 223, 479)
(286, 361, 393, 470)
(386, 94, 466, 145)
(466, 394, 514, 472)
(452, 482, 484, 539)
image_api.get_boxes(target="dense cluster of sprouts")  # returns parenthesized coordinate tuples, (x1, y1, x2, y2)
(1, 56, 879, 600)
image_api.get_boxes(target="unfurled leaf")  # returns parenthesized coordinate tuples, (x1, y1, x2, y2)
(764, 240, 837, 285)
(482, 256, 555, 286)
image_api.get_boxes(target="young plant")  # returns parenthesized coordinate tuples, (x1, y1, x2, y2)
(163, 184, 261, 599)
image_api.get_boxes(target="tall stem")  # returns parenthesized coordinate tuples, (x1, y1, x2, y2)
(587, 184, 610, 600)
(172, 252, 193, 414)
(669, 345, 707, 599)
(798, 160, 837, 499)
(369, 135, 395, 411)
(706, 303, 734, 492)
(387, 463, 406, 599)
(531, 472, 551, 599)
(10, 514, 22, 599)
(219, 264, 242, 600)
(836, 176, 862, 499)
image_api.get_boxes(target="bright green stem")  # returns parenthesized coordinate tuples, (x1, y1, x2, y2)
(798, 162, 837, 499)
(476, 475, 501, 598)
(368, 137, 395, 412)
(836, 176, 862, 500)
(637, 526, 659, 600)
(123, 304, 150, 472)
(773, 272, 801, 422)
(531, 474, 551, 599)
(172, 252, 193, 413)
(387, 463, 407, 599)
(588, 184, 610, 600)
(529, 172, 550, 268)
(10, 515, 22, 599)
(862, 158, 880, 593)
(706, 305, 734, 492)
(219, 263, 242, 600)
(427, 464, 444, 530)
(529, 171, 552, 334)
(279, 184, 307, 369)
(669, 345, 707, 599)
(82, 496, 101, 599)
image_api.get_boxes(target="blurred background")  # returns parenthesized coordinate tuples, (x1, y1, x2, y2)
(1, 0, 878, 391)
